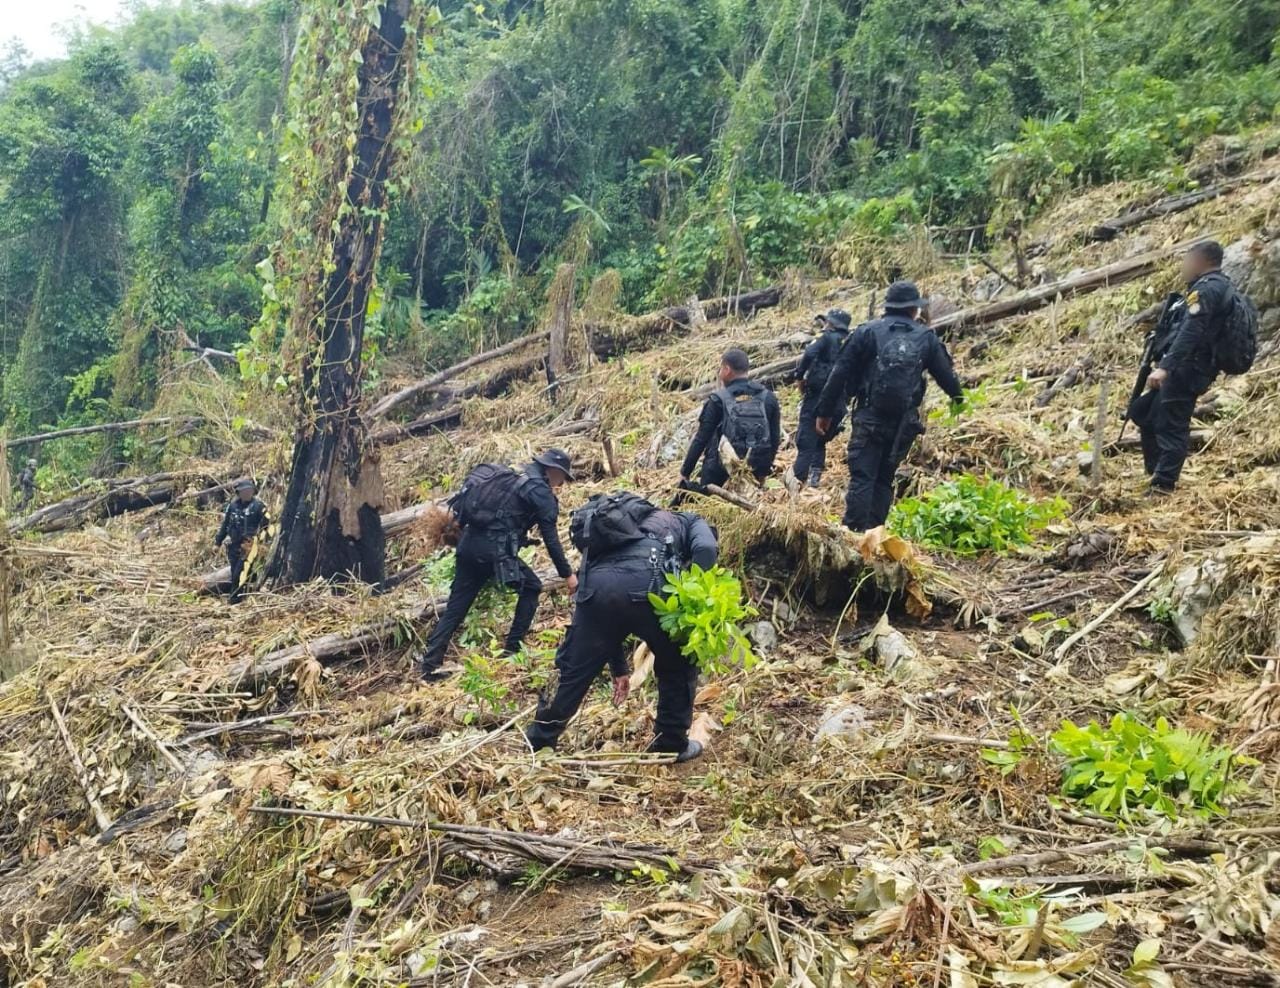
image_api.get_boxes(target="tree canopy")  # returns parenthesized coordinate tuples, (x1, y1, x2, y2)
(0, 0, 1275, 451)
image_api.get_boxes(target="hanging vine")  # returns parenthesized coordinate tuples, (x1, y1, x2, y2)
(252, 0, 438, 586)
(243, 0, 435, 394)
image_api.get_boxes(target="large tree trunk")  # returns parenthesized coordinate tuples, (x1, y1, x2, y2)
(267, 0, 417, 588)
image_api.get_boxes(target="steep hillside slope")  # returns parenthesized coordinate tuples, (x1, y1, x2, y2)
(1, 162, 1279, 987)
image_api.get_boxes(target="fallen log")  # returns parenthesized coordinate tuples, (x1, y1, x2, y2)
(1090, 169, 1278, 242)
(9, 472, 216, 535)
(199, 499, 444, 594)
(214, 574, 563, 692)
(366, 332, 549, 421)
(1107, 429, 1210, 455)
(3, 417, 200, 450)
(368, 285, 784, 423)
(367, 405, 464, 445)
(933, 238, 1203, 336)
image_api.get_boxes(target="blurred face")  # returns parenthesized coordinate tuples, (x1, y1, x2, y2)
(237, 486, 255, 503)
(1180, 249, 1214, 284)
(545, 467, 567, 492)
(718, 362, 734, 386)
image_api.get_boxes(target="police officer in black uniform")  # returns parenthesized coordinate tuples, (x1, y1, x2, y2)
(418, 449, 578, 681)
(525, 497, 718, 762)
(214, 478, 269, 603)
(15, 458, 37, 510)
(679, 349, 781, 489)
(1135, 241, 1234, 495)
(816, 282, 963, 531)
(790, 309, 852, 488)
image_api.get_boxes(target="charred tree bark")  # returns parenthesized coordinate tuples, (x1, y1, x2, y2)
(267, 0, 417, 588)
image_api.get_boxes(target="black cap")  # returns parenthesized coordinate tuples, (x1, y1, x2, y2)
(825, 308, 851, 331)
(233, 478, 257, 492)
(534, 448, 575, 481)
(884, 281, 928, 310)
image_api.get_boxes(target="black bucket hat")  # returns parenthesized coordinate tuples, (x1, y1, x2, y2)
(884, 281, 929, 310)
(534, 448, 575, 481)
(233, 478, 257, 493)
(825, 308, 852, 331)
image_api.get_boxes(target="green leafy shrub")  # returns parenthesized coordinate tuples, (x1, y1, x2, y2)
(888, 475, 1066, 554)
(649, 565, 757, 676)
(1051, 713, 1246, 820)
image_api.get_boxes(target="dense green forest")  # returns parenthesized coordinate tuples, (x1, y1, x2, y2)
(1, 0, 1277, 445)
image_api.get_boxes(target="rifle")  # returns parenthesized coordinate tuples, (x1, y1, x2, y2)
(1115, 329, 1157, 445)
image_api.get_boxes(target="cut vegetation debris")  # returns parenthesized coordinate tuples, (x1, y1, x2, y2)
(2, 143, 1280, 988)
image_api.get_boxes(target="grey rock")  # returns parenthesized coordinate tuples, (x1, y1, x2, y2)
(749, 621, 778, 653)
(814, 703, 872, 741)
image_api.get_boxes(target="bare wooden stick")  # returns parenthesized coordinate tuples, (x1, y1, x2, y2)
(545, 949, 623, 988)
(1091, 378, 1110, 490)
(923, 733, 1011, 750)
(1052, 567, 1162, 661)
(47, 693, 113, 833)
(960, 835, 1223, 877)
(177, 709, 332, 745)
(119, 703, 185, 773)
(704, 483, 759, 512)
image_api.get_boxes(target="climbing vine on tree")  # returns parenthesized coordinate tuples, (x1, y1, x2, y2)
(260, 0, 436, 586)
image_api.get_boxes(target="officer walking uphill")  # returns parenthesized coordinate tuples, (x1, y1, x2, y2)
(1133, 241, 1252, 495)
(214, 478, 269, 603)
(816, 281, 964, 531)
(789, 309, 852, 489)
(418, 449, 578, 681)
(680, 349, 781, 489)
(525, 491, 719, 762)
(15, 458, 37, 510)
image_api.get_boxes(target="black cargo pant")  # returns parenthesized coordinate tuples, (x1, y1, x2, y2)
(526, 553, 697, 753)
(792, 395, 843, 481)
(1137, 377, 1203, 491)
(421, 529, 542, 670)
(843, 410, 920, 531)
(226, 540, 248, 603)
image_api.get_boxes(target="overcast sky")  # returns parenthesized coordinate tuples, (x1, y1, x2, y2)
(4, 0, 129, 61)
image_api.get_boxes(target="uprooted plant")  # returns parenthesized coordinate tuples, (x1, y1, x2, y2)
(1050, 713, 1250, 821)
(888, 474, 1066, 554)
(650, 564, 758, 676)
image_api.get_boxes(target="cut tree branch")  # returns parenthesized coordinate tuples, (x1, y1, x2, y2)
(932, 238, 1206, 336)
(1089, 169, 1279, 241)
(3, 417, 199, 450)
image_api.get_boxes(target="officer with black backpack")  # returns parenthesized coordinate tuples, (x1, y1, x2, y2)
(417, 450, 578, 681)
(788, 309, 852, 490)
(525, 491, 719, 762)
(679, 348, 781, 489)
(1128, 241, 1256, 496)
(816, 281, 964, 531)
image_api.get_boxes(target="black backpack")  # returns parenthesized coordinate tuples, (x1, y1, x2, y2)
(867, 321, 929, 416)
(803, 330, 846, 391)
(1214, 287, 1258, 375)
(715, 384, 771, 455)
(570, 491, 660, 556)
(451, 464, 529, 530)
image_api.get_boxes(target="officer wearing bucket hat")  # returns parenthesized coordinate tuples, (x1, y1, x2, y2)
(815, 282, 964, 531)
(417, 448, 578, 681)
(215, 478, 269, 603)
(789, 308, 853, 489)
